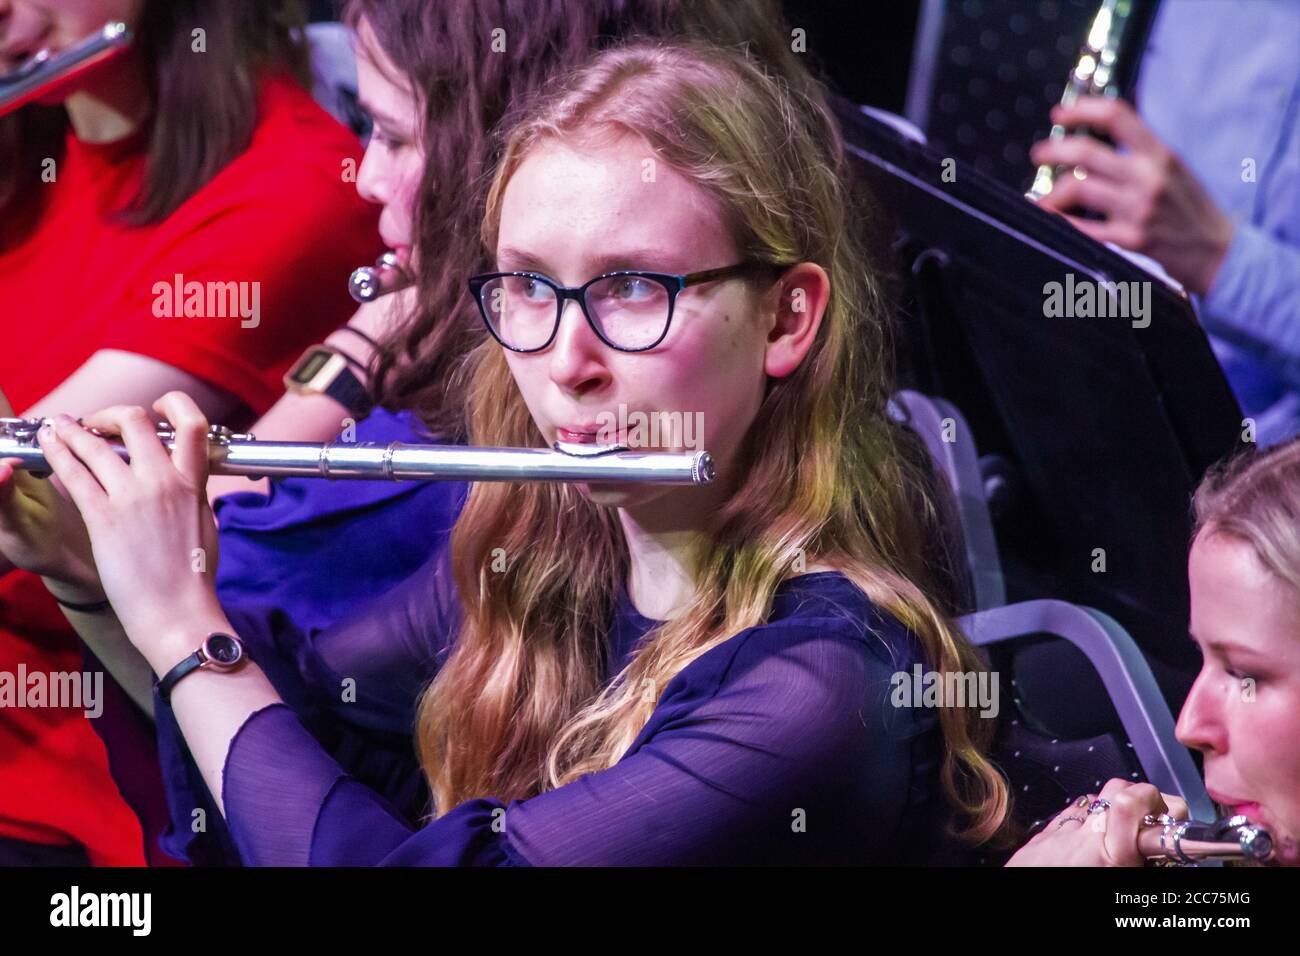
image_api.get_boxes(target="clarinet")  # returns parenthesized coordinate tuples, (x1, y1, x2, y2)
(0, 417, 714, 486)
(0, 21, 132, 117)
(1138, 814, 1273, 866)
(1025, 0, 1151, 202)
(348, 252, 413, 303)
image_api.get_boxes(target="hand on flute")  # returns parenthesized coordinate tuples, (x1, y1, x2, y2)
(1006, 778, 1190, 867)
(34, 392, 225, 662)
(0, 386, 101, 593)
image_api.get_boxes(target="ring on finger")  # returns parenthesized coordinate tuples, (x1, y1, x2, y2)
(1088, 799, 1111, 815)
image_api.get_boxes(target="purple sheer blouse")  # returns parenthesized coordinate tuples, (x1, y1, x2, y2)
(171, 545, 965, 866)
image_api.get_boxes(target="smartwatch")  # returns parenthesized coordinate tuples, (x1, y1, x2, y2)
(283, 344, 374, 417)
(157, 632, 247, 701)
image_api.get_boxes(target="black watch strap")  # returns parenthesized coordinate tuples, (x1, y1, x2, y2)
(157, 652, 204, 701)
(157, 633, 246, 701)
(324, 364, 374, 417)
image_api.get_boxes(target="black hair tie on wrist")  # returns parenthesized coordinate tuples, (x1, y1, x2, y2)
(53, 594, 112, 613)
(329, 345, 367, 374)
(337, 324, 380, 350)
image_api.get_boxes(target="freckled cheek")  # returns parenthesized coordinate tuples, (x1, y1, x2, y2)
(624, 363, 692, 411)
(677, 323, 765, 433)
(504, 358, 549, 417)
(654, 371, 751, 457)
(622, 305, 764, 427)
(650, 336, 721, 396)
(685, 308, 763, 374)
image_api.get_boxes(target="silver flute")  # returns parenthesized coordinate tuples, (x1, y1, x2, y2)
(1138, 814, 1273, 865)
(0, 417, 714, 485)
(0, 21, 132, 117)
(348, 252, 413, 303)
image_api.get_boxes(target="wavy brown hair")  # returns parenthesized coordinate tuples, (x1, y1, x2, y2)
(416, 41, 1011, 849)
(0, 0, 308, 236)
(345, 0, 811, 440)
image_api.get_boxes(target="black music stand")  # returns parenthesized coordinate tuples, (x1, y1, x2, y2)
(834, 96, 1242, 730)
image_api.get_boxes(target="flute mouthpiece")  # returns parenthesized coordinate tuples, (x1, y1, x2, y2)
(552, 440, 630, 458)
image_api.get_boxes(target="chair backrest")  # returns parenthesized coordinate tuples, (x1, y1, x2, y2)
(891, 389, 1006, 610)
(961, 598, 1213, 822)
(305, 22, 369, 140)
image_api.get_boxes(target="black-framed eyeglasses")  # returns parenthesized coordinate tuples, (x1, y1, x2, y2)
(468, 262, 780, 353)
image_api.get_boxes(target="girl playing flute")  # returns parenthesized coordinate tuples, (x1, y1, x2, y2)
(1009, 438, 1300, 866)
(8, 39, 1009, 865)
(1, 0, 822, 866)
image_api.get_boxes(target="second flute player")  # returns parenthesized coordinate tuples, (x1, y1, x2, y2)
(1007, 438, 1300, 867)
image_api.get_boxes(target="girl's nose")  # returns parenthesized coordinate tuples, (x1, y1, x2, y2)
(546, 298, 611, 395)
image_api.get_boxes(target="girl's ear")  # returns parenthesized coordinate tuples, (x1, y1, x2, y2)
(763, 262, 830, 379)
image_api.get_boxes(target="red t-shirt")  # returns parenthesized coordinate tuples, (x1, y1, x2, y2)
(0, 72, 381, 864)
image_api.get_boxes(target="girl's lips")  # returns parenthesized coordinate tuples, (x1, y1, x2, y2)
(2, 29, 54, 68)
(556, 427, 633, 450)
(381, 243, 411, 267)
(1210, 790, 1264, 819)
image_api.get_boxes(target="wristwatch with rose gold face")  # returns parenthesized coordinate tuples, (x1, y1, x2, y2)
(156, 632, 247, 701)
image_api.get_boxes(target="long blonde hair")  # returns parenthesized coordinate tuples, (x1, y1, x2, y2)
(1194, 437, 1300, 595)
(416, 40, 1010, 846)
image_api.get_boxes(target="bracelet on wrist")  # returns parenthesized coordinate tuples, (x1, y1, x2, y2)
(52, 593, 112, 614)
(325, 343, 367, 374)
(336, 324, 380, 350)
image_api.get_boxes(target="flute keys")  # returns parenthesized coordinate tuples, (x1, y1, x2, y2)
(0, 417, 41, 442)
(1142, 813, 1177, 828)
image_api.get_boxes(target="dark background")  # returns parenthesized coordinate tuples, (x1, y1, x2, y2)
(307, 0, 923, 113)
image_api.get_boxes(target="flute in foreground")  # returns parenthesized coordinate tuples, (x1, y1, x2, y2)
(348, 252, 413, 303)
(0, 418, 714, 486)
(1138, 814, 1273, 865)
(0, 21, 132, 117)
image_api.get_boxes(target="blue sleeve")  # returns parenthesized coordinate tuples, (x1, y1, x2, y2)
(213, 407, 467, 635)
(226, 538, 460, 734)
(219, 705, 528, 866)
(1200, 223, 1300, 390)
(155, 543, 461, 865)
(217, 616, 939, 866)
